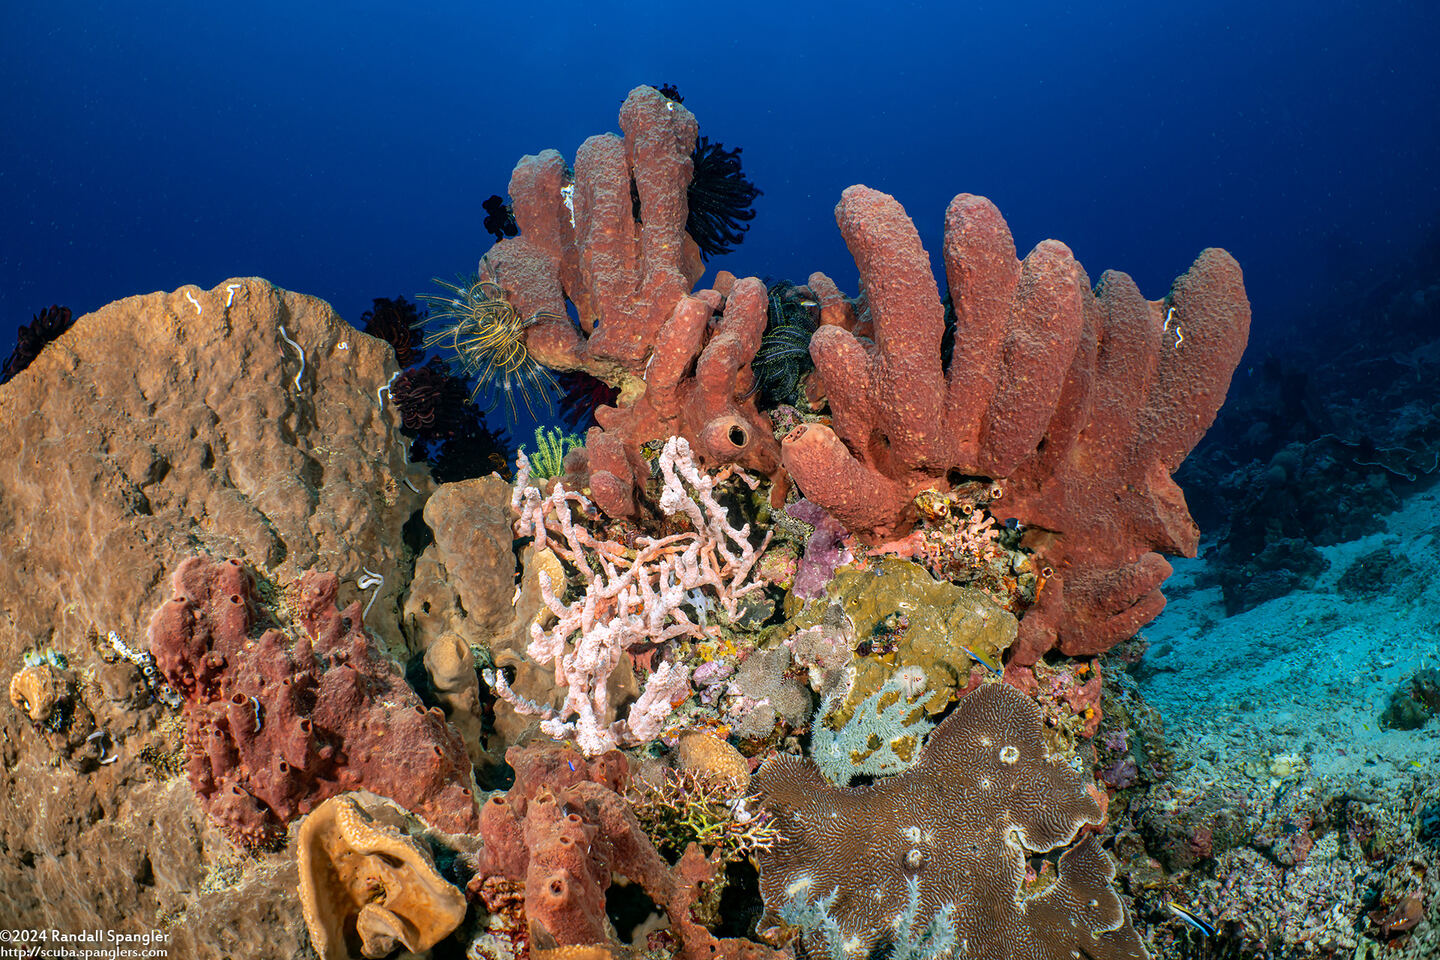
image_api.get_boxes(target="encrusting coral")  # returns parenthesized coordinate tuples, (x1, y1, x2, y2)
(753, 681, 1146, 960)
(786, 556, 1017, 729)
(297, 792, 467, 960)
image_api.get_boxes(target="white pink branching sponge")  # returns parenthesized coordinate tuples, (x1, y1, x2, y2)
(490, 437, 772, 755)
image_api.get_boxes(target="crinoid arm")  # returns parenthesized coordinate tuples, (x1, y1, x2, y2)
(417, 274, 561, 422)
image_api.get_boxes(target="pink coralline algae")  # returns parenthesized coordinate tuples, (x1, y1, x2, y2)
(786, 499, 852, 600)
(147, 556, 479, 846)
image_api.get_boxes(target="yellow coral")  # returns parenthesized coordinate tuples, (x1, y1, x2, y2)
(789, 558, 1017, 729)
(675, 731, 751, 789)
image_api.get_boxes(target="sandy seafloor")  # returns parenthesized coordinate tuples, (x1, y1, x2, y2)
(1136, 485, 1440, 791)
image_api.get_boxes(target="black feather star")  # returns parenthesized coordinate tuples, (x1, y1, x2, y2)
(360, 296, 425, 369)
(2, 304, 74, 384)
(650, 84, 762, 260)
(687, 136, 762, 260)
(482, 195, 519, 243)
(752, 283, 819, 409)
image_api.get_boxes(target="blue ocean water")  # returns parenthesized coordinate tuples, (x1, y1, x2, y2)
(3, 0, 1437, 361)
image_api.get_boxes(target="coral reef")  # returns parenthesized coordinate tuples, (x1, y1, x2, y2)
(753, 681, 1145, 959)
(475, 87, 1249, 671)
(0, 83, 1280, 960)
(626, 761, 781, 865)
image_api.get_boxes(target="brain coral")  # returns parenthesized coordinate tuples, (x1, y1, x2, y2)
(753, 681, 1146, 960)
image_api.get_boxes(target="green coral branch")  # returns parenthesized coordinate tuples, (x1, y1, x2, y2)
(520, 426, 584, 479)
(626, 768, 782, 865)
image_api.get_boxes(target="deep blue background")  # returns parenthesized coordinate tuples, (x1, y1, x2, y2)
(4, 0, 1438, 378)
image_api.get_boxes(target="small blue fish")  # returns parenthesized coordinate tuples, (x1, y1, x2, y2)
(1167, 902, 1215, 937)
(1004, 517, 1024, 532)
(963, 647, 1002, 676)
(567, 760, 577, 771)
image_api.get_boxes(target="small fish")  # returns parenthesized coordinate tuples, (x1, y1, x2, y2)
(1411, 760, 1423, 769)
(1004, 517, 1024, 532)
(567, 760, 577, 772)
(1167, 902, 1215, 937)
(963, 647, 1002, 676)
(1373, 894, 1424, 935)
